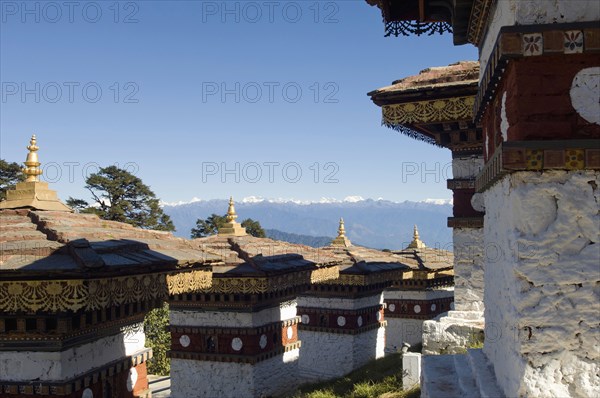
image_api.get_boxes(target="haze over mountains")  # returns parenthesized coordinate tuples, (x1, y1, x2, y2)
(162, 197, 453, 250)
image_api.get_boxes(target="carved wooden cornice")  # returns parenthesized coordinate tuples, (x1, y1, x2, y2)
(0, 267, 341, 314)
(447, 179, 476, 190)
(392, 275, 454, 290)
(312, 268, 404, 288)
(310, 266, 340, 284)
(467, 0, 494, 45)
(382, 96, 475, 125)
(365, 0, 495, 45)
(209, 271, 309, 294)
(365, 0, 453, 38)
(447, 217, 484, 228)
(0, 269, 212, 313)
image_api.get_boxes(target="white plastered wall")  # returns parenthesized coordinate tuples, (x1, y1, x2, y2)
(482, 171, 600, 397)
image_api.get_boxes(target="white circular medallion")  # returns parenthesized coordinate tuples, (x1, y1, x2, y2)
(82, 389, 93, 398)
(471, 193, 485, 212)
(126, 368, 138, 392)
(287, 326, 293, 340)
(357, 316, 363, 327)
(389, 304, 396, 312)
(414, 305, 421, 314)
(376, 311, 382, 321)
(431, 304, 437, 312)
(179, 334, 190, 348)
(337, 316, 346, 327)
(259, 334, 267, 349)
(231, 337, 243, 351)
(570, 67, 600, 124)
(301, 314, 310, 324)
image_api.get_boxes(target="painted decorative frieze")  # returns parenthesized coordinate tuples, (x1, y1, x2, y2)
(475, 22, 600, 120)
(169, 318, 300, 364)
(382, 96, 475, 125)
(0, 269, 212, 313)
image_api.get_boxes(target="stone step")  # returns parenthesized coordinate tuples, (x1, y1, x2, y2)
(421, 355, 463, 398)
(467, 349, 504, 398)
(422, 350, 504, 398)
(453, 353, 478, 396)
(442, 310, 485, 322)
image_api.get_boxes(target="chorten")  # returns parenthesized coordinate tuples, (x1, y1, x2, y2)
(0, 135, 71, 212)
(0, 135, 216, 398)
(330, 218, 352, 247)
(170, 201, 340, 398)
(217, 196, 247, 236)
(406, 224, 426, 249)
(295, 219, 407, 382)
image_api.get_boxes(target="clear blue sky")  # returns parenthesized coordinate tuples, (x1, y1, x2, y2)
(0, 1, 477, 204)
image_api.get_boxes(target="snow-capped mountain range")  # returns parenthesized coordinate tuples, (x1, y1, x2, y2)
(162, 197, 453, 250)
(162, 196, 453, 207)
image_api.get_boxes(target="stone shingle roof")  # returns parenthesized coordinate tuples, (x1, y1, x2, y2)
(0, 209, 219, 277)
(0, 209, 450, 281)
(320, 244, 410, 274)
(394, 247, 454, 271)
(368, 61, 479, 105)
(192, 235, 342, 276)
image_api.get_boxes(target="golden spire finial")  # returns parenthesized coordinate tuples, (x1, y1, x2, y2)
(331, 217, 351, 247)
(219, 196, 247, 236)
(226, 196, 238, 222)
(23, 134, 42, 182)
(338, 218, 346, 237)
(407, 224, 426, 249)
(0, 135, 72, 212)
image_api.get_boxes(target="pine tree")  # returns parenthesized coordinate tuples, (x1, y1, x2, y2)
(72, 165, 175, 231)
(0, 159, 25, 200)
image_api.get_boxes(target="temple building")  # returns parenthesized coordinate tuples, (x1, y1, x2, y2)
(0, 139, 346, 398)
(365, 0, 600, 396)
(1, 137, 428, 397)
(369, 61, 486, 355)
(169, 199, 340, 397)
(0, 137, 215, 398)
(384, 226, 455, 349)
(295, 219, 407, 381)
(0, 132, 459, 397)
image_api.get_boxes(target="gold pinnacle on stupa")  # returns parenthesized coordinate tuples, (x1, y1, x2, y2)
(338, 218, 346, 236)
(218, 196, 247, 236)
(226, 196, 237, 222)
(407, 224, 426, 249)
(331, 217, 352, 247)
(0, 135, 71, 212)
(23, 135, 43, 182)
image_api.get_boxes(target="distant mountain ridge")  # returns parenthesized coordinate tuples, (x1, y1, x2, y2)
(162, 198, 453, 250)
(265, 229, 332, 248)
(162, 196, 453, 207)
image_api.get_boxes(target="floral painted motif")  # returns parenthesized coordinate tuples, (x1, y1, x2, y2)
(564, 30, 584, 54)
(523, 33, 543, 56)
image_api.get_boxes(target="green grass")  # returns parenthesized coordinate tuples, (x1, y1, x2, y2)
(290, 354, 420, 398)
